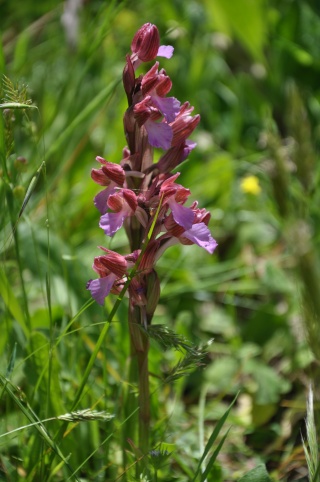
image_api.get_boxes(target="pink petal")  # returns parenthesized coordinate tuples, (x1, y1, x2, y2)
(168, 199, 194, 230)
(87, 274, 117, 305)
(145, 119, 173, 150)
(157, 45, 174, 58)
(94, 185, 116, 214)
(99, 211, 126, 236)
(152, 95, 181, 123)
(182, 223, 218, 254)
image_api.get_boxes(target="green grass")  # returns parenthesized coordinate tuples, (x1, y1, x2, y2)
(1, 0, 320, 480)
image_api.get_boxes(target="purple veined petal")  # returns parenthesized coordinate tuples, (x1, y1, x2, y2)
(168, 199, 194, 230)
(157, 45, 174, 58)
(152, 95, 181, 123)
(87, 274, 117, 305)
(182, 222, 218, 254)
(99, 211, 126, 237)
(144, 119, 173, 150)
(94, 185, 116, 214)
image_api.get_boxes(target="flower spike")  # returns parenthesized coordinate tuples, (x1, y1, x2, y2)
(88, 23, 217, 308)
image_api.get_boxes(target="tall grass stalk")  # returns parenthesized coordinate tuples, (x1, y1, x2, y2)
(303, 385, 320, 482)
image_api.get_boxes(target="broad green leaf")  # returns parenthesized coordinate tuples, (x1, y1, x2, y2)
(251, 402, 277, 427)
(238, 464, 272, 482)
(204, 357, 239, 392)
(244, 360, 291, 404)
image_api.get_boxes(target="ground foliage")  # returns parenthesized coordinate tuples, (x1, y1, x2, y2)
(1, 0, 320, 480)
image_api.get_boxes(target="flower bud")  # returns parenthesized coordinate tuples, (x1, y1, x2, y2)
(14, 156, 28, 173)
(94, 251, 128, 278)
(131, 23, 160, 62)
(123, 55, 135, 104)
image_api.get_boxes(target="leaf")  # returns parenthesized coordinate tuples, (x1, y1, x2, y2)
(0, 267, 29, 336)
(200, 429, 230, 481)
(0, 375, 79, 481)
(45, 79, 119, 161)
(238, 464, 272, 482)
(18, 161, 45, 217)
(251, 402, 277, 427)
(204, 357, 239, 392)
(145, 324, 192, 352)
(0, 35, 4, 74)
(181, 152, 234, 208)
(0, 102, 37, 110)
(163, 344, 209, 384)
(244, 359, 291, 404)
(25, 332, 64, 416)
(205, 0, 267, 61)
(191, 395, 237, 482)
(6, 342, 17, 379)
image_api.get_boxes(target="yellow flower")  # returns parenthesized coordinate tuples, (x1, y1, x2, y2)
(240, 175, 261, 195)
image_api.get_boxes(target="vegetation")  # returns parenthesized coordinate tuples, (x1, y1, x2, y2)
(1, 0, 320, 480)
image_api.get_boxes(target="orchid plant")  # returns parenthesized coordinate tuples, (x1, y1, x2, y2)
(87, 23, 217, 467)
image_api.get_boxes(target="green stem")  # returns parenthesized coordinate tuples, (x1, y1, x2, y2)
(6, 185, 32, 334)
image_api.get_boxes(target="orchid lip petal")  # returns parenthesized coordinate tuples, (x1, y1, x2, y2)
(87, 274, 117, 305)
(99, 212, 126, 237)
(152, 95, 181, 123)
(94, 185, 116, 214)
(182, 223, 218, 254)
(144, 120, 173, 150)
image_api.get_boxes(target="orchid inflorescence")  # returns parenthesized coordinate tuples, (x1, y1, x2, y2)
(87, 23, 217, 322)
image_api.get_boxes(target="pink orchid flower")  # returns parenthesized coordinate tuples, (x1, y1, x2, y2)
(160, 173, 194, 230)
(92, 156, 126, 214)
(86, 249, 128, 305)
(99, 188, 138, 236)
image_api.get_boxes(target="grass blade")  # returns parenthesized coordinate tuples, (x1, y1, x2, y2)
(191, 394, 237, 482)
(0, 375, 80, 481)
(0, 102, 37, 109)
(0, 267, 29, 336)
(200, 428, 230, 481)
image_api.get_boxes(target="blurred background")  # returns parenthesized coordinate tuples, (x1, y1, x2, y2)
(1, 0, 320, 480)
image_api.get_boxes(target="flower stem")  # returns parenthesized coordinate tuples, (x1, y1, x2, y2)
(128, 302, 150, 471)
(137, 326, 150, 455)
